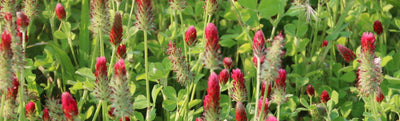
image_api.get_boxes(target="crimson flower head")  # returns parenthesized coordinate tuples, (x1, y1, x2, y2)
(1, 30, 12, 55)
(306, 84, 315, 96)
(185, 26, 197, 46)
(62, 92, 78, 120)
(231, 68, 247, 102)
(203, 23, 221, 70)
(42, 108, 50, 121)
(203, 72, 220, 120)
(253, 30, 265, 57)
(320, 90, 330, 103)
(205, 23, 219, 49)
(321, 40, 328, 47)
(266, 116, 277, 121)
(95, 57, 108, 82)
(135, 0, 155, 31)
(55, 3, 66, 20)
(337, 44, 356, 63)
(223, 57, 233, 70)
(114, 59, 126, 77)
(218, 69, 229, 84)
(117, 44, 127, 59)
(7, 77, 19, 99)
(110, 12, 123, 45)
(257, 96, 269, 116)
(25, 101, 36, 117)
(376, 92, 384, 103)
(4, 12, 12, 22)
(235, 102, 247, 121)
(373, 20, 383, 35)
(196, 118, 203, 121)
(16, 12, 29, 29)
(252, 55, 265, 67)
(261, 81, 272, 98)
(361, 32, 376, 53)
(275, 69, 286, 88)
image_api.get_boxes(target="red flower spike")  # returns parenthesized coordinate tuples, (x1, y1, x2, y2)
(185, 26, 197, 46)
(257, 96, 269, 116)
(55, 3, 66, 20)
(196, 118, 203, 121)
(253, 30, 265, 57)
(265, 116, 277, 121)
(1, 30, 12, 56)
(110, 13, 123, 45)
(336, 44, 356, 63)
(114, 59, 126, 77)
(218, 69, 229, 84)
(135, 0, 155, 31)
(203, 23, 221, 70)
(321, 40, 328, 47)
(117, 44, 127, 59)
(235, 102, 247, 121)
(16, 12, 29, 29)
(361, 32, 376, 54)
(275, 69, 286, 88)
(61, 92, 78, 120)
(95, 56, 108, 82)
(42, 108, 50, 121)
(376, 92, 384, 103)
(4, 12, 12, 22)
(25, 101, 36, 117)
(7, 77, 19, 99)
(373, 20, 383, 35)
(205, 23, 220, 51)
(306, 84, 315, 96)
(320, 90, 330, 103)
(252, 55, 265, 67)
(203, 72, 220, 120)
(231, 68, 247, 102)
(223, 57, 233, 70)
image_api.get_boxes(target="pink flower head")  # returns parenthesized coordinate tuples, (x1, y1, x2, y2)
(373, 20, 383, 35)
(235, 102, 247, 121)
(205, 23, 220, 52)
(25, 101, 36, 117)
(135, 0, 155, 31)
(61, 92, 78, 120)
(185, 26, 197, 46)
(196, 118, 203, 121)
(218, 69, 229, 84)
(257, 96, 269, 116)
(95, 57, 108, 82)
(275, 69, 286, 88)
(320, 90, 330, 103)
(203, 23, 221, 70)
(223, 57, 233, 70)
(253, 30, 265, 57)
(42, 108, 50, 121)
(114, 59, 126, 77)
(361, 32, 376, 53)
(321, 40, 328, 47)
(306, 84, 315, 96)
(231, 69, 247, 102)
(252, 55, 265, 67)
(376, 92, 384, 103)
(117, 44, 127, 59)
(55, 3, 66, 20)
(1, 30, 12, 55)
(261, 81, 272, 98)
(336, 44, 356, 63)
(203, 72, 220, 120)
(16, 12, 29, 29)
(110, 12, 123, 45)
(265, 116, 277, 121)
(7, 77, 19, 99)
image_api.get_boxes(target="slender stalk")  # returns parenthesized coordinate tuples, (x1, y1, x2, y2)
(0, 93, 5, 120)
(144, 31, 151, 121)
(254, 57, 261, 121)
(179, 12, 188, 62)
(92, 100, 103, 121)
(277, 104, 281, 121)
(99, 29, 105, 57)
(183, 83, 193, 120)
(102, 100, 108, 120)
(108, 46, 117, 77)
(309, 95, 313, 106)
(63, 21, 79, 66)
(127, 0, 136, 30)
(18, 31, 27, 121)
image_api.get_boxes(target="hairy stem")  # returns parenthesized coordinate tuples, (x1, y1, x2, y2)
(144, 31, 151, 121)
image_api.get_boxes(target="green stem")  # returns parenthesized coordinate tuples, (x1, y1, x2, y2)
(254, 57, 261, 121)
(179, 12, 188, 62)
(183, 83, 193, 120)
(99, 29, 105, 57)
(78, 90, 88, 112)
(310, 95, 313, 106)
(144, 31, 151, 121)
(18, 31, 27, 121)
(0, 93, 5, 120)
(63, 21, 79, 66)
(126, 0, 135, 30)
(108, 46, 117, 77)
(277, 104, 281, 121)
(92, 100, 103, 121)
(102, 100, 108, 120)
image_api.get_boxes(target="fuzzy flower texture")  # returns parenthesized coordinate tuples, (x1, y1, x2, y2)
(167, 41, 194, 86)
(111, 59, 133, 118)
(203, 72, 220, 120)
(62, 92, 78, 121)
(135, 0, 155, 31)
(230, 68, 247, 102)
(202, 23, 222, 70)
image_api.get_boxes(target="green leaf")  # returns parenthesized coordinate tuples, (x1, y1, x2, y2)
(162, 99, 177, 111)
(381, 56, 393, 67)
(258, 0, 284, 18)
(340, 71, 356, 83)
(75, 68, 95, 81)
(152, 85, 163, 104)
(331, 90, 339, 105)
(133, 111, 144, 121)
(238, 43, 251, 53)
(284, 24, 296, 36)
(238, 0, 257, 9)
(85, 106, 94, 119)
(340, 101, 353, 118)
(134, 95, 148, 109)
(189, 99, 202, 109)
(54, 30, 67, 39)
(219, 38, 236, 48)
(300, 98, 309, 108)
(163, 86, 177, 101)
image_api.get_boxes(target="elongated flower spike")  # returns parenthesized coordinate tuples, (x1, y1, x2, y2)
(94, 57, 110, 101)
(374, 20, 383, 35)
(306, 84, 315, 96)
(45, 97, 64, 120)
(253, 30, 265, 58)
(361, 32, 376, 54)
(0, 30, 13, 92)
(111, 59, 133, 118)
(203, 72, 220, 120)
(218, 69, 229, 85)
(266, 116, 278, 121)
(169, 0, 186, 12)
(25, 101, 36, 119)
(90, 0, 110, 36)
(235, 102, 247, 121)
(271, 69, 287, 105)
(204, 0, 218, 15)
(16, 12, 29, 30)
(117, 44, 127, 59)
(337, 44, 356, 63)
(42, 108, 50, 121)
(23, 0, 38, 19)
(110, 12, 123, 45)
(185, 26, 197, 46)
(223, 57, 233, 70)
(135, 0, 155, 31)
(61, 92, 78, 121)
(262, 32, 285, 86)
(55, 3, 66, 20)
(230, 68, 247, 102)
(167, 41, 194, 86)
(320, 90, 330, 103)
(203, 23, 222, 70)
